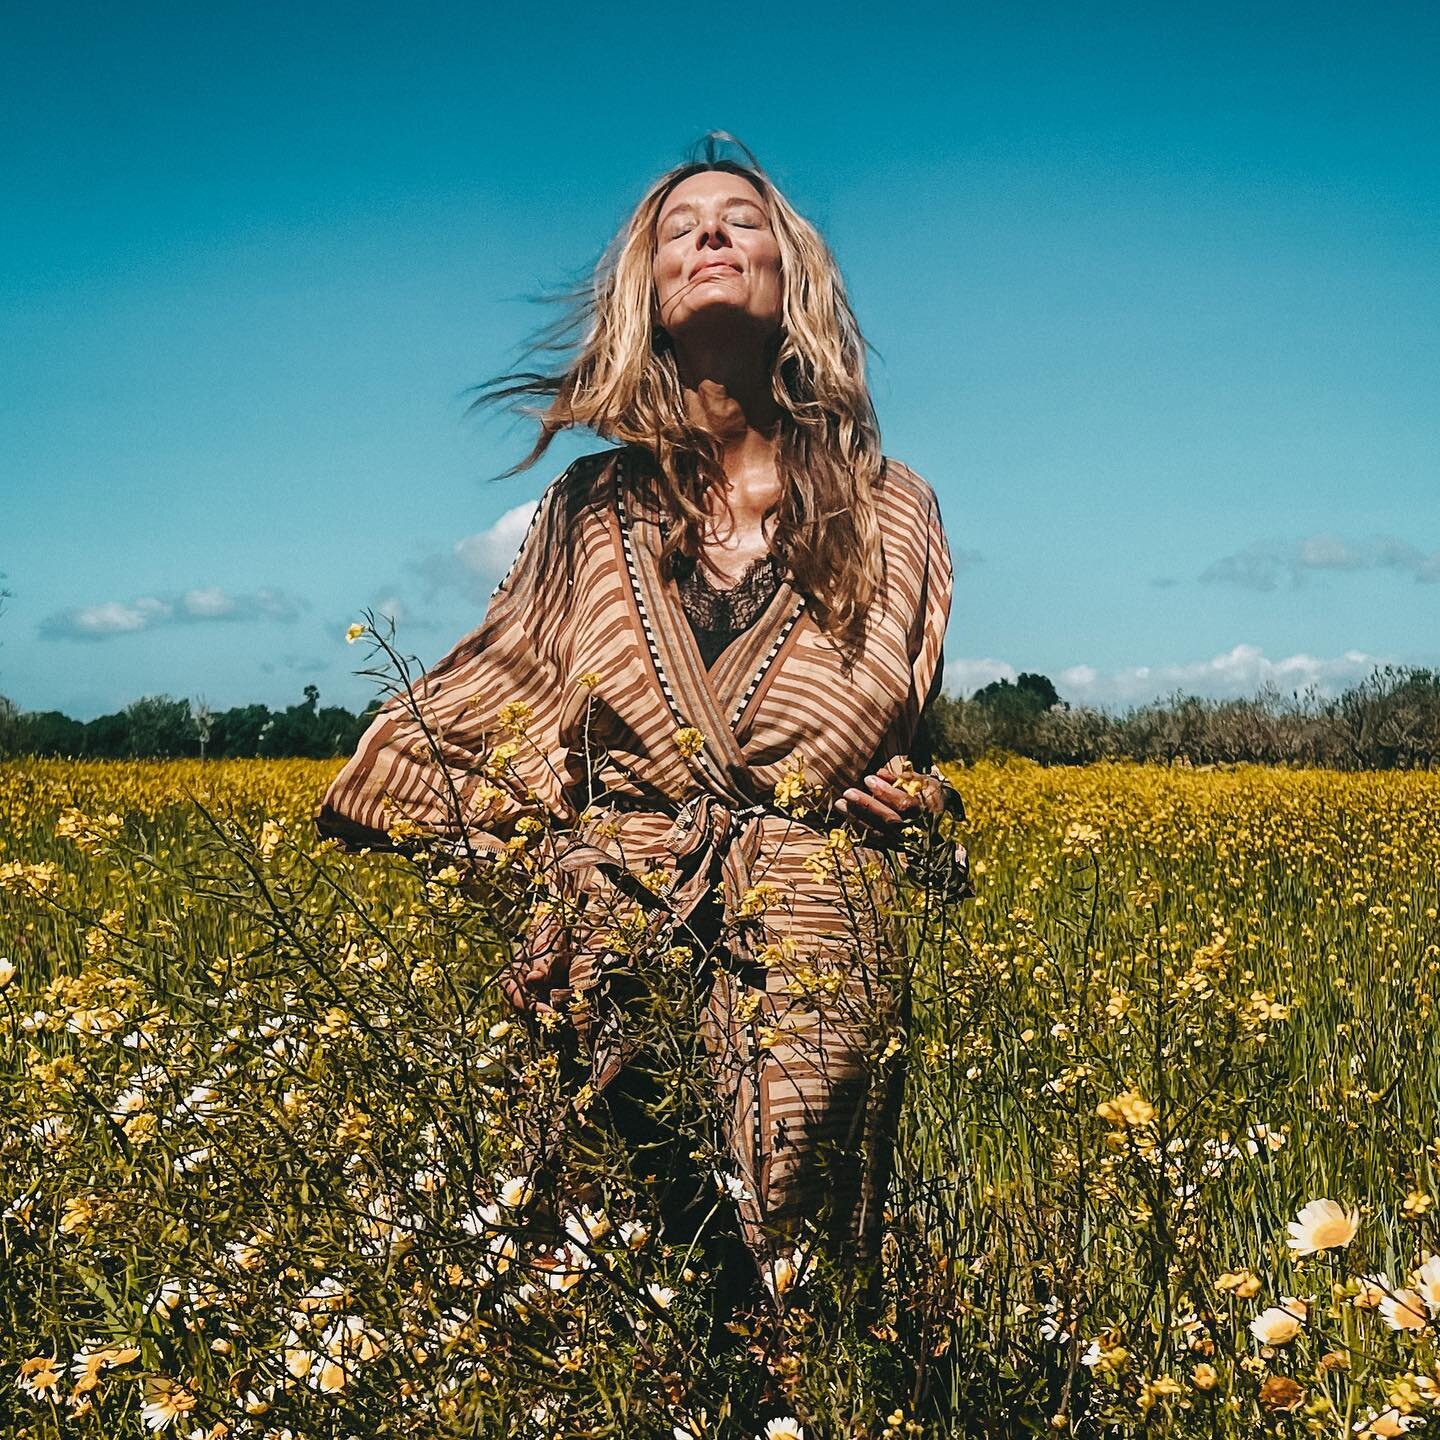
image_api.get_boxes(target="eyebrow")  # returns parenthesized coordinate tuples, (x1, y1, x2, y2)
(660, 196, 768, 220)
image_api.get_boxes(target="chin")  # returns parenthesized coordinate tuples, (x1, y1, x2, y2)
(673, 296, 748, 326)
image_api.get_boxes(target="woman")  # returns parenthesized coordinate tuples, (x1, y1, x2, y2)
(316, 136, 969, 1300)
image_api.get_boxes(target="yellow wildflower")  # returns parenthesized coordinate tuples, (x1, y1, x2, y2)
(257, 819, 285, 861)
(739, 883, 780, 917)
(1217, 1269, 1262, 1299)
(1137, 1375, 1183, 1414)
(1061, 821, 1102, 857)
(497, 700, 534, 735)
(672, 726, 706, 759)
(1095, 1090, 1156, 1128)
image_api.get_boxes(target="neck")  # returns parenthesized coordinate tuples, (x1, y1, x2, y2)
(672, 334, 781, 467)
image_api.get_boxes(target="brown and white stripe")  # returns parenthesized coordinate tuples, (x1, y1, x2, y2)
(317, 443, 954, 1263)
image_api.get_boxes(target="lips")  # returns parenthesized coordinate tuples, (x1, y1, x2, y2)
(691, 260, 741, 280)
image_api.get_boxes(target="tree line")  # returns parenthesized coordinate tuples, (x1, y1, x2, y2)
(0, 685, 374, 761)
(926, 664, 1440, 770)
(5, 665, 1440, 768)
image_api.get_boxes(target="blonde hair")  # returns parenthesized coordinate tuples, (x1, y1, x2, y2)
(469, 134, 884, 644)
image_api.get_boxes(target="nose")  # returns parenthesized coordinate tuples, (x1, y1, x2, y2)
(695, 220, 732, 249)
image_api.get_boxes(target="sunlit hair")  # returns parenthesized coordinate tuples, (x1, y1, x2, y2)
(469, 133, 884, 645)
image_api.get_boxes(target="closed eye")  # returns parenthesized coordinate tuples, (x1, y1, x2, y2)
(659, 207, 767, 241)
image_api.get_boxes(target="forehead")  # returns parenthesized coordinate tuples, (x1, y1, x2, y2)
(658, 170, 767, 215)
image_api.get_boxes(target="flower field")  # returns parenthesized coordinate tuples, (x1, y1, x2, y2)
(3, 756, 1440, 1438)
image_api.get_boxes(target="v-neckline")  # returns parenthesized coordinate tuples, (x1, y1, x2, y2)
(677, 551, 784, 671)
(613, 459, 806, 787)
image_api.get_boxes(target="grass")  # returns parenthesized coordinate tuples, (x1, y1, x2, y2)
(2, 756, 1439, 1438)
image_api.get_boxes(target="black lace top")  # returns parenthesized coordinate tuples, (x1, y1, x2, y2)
(674, 553, 785, 670)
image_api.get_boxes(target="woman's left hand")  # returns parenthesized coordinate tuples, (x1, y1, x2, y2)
(834, 761, 945, 841)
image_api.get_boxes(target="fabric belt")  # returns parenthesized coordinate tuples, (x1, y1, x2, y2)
(554, 792, 778, 935)
(544, 793, 792, 1094)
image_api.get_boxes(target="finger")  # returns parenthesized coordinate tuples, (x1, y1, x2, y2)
(862, 775, 916, 812)
(842, 788, 904, 830)
(508, 983, 556, 1018)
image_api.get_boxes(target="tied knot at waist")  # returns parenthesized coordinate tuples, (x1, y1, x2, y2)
(551, 792, 790, 927)
(663, 794, 773, 923)
(664, 793, 768, 858)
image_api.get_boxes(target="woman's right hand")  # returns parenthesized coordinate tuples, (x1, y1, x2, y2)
(500, 916, 570, 1016)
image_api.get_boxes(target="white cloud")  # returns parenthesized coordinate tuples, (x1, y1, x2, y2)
(182, 587, 234, 618)
(370, 594, 408, 627)
(54, 596, 174, 636)
(41, 587, 301, 640)
(409, 499, 540, 603)
(454, 502, 540, 588)
(1201, 534, 1440, 591)
(943, 657, 1018, 696)
(943, 644, 1394, 707)
(1055, 643, 1390, 707)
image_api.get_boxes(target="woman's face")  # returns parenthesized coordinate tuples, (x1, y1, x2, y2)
(652, 170, 783, 344)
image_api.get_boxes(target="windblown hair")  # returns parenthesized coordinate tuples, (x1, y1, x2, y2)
(468, 134, 885, 645)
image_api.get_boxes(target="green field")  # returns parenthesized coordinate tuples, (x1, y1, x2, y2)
(3, 757, 1439, 1438)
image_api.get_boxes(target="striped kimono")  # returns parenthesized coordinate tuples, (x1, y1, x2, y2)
(316, 445, 960, 1267)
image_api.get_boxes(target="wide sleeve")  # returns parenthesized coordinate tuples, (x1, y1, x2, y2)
(906, 482, 954, 751)
(865, 478, 972, 896)
(867, 477, 956, 784)
(907, 487, 971, 825)
(315, 470, 582, 861)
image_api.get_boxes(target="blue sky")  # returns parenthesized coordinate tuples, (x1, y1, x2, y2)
(3, 0, 1437, 719)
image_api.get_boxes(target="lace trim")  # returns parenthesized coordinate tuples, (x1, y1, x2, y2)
(675, 553, 784, 634)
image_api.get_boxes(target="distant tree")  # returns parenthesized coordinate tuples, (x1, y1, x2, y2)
(913, 691, 971, 768)
(121, 695, 196, 759)
(1, 688, 367, 760)
(1334, 665, 1440, 769)
(317, 702, 370, 756)
(83, 711, 132, 758)
(0, 694, 18, 756)
(260, 684, 343, 759)
(8, 665, 1440, 769)
(972, 672, 1062, 712)
(968, 672, 1064, 752)
(18, 710, 88, 757)
(209, 703, 273, 758)
(193, 696, 214, 760)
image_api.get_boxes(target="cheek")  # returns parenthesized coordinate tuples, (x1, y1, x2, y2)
(653, 247, 684, 295)
(754, 248, 784, 307)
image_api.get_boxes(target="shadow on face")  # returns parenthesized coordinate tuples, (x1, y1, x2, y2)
(652, 170, 784, 347)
